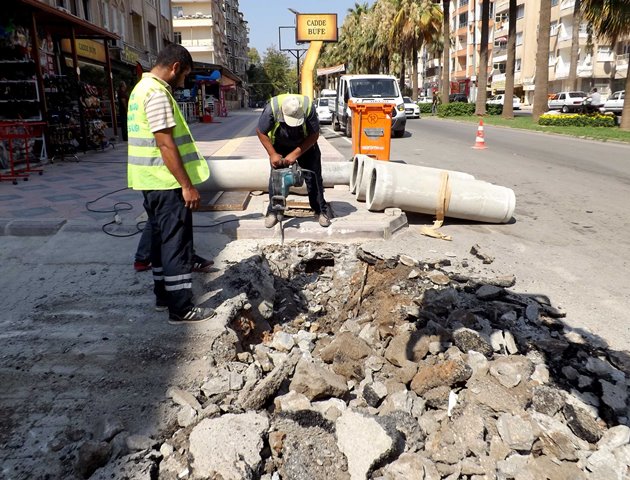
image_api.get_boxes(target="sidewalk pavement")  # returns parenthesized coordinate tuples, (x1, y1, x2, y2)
(0, 110, 406, 240)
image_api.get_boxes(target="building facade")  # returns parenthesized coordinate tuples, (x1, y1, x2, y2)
(421, 0, 629, 104)
(171, 0, 249, 110)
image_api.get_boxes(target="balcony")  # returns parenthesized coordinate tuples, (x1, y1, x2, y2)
(181, 39, 213, 52)
(173, 15, 213, 27)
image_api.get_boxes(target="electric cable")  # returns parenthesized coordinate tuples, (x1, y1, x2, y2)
(85, 187, 243, 237)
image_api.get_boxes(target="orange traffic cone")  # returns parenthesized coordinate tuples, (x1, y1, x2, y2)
(472, 118, 487, 149)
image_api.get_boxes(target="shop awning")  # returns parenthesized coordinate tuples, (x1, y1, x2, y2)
(13, 0, 118, 39)
(317, 64, 346, 76)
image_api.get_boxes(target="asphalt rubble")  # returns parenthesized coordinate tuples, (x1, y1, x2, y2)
(51, 241, 630, 479)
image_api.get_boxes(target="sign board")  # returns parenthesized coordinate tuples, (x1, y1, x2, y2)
(61, 39, 106, 63)
(296, 14, 338, 43)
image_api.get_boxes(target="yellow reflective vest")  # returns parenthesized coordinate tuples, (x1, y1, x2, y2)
(127, 75, 209, 190)
(267, 94, 312, 144)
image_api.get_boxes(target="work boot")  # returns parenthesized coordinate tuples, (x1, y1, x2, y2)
(168, 307, 216, 325)
(264, 212, 279, 228)
(318, 211, 332, 228)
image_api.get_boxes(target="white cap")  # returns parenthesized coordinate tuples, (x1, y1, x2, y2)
(281, 96, 305, 127)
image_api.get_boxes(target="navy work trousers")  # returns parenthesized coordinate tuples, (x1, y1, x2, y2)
(142, 189, 194, 315)
(267, 143, 328, 215)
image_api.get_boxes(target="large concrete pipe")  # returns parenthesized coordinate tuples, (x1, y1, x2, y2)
(365, 161, 515, 224)
(198, 158, 352, 193)
(351, 155, 477, 202)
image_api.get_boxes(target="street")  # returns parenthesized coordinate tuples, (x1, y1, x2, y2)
(322, 115, 630, 352)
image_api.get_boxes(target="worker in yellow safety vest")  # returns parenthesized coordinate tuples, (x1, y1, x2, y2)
(127, 44, 214, 325)
(256, 94, 333, 228)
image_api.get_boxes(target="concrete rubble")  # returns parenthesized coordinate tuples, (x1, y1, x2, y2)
(40, 242, 630, 479)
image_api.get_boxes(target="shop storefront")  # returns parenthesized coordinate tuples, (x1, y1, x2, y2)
(2, 0, 117, 174)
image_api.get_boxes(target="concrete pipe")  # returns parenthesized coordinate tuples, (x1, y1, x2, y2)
(198, 158, 352, 193)
(351, 155, 477, 203)
(365, 161, 515, 224)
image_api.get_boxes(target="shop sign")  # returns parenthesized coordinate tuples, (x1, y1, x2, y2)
(296, 14, 338, 43)
(121, 45, 140, 65)
(61, 39, 106, 63)
(492, 80, 506, 90)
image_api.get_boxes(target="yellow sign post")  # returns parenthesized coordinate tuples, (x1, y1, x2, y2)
(296, 14, 338, 43)
(293, 14, 338, 99)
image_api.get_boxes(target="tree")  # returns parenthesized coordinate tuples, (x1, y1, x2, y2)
(248, 48, 261, 66)
(441, 0, 451, 104)
(581, 0, 630, 130)
(532, 0, 552, 122)
(475, 0, 491, 115)
(502, 0, 517, 119)
(391, 0, 443, 100)
(568, 0, 582, 90)
(262, 47, 293, 96)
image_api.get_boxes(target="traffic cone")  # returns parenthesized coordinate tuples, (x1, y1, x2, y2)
(472, 118, 487, 149)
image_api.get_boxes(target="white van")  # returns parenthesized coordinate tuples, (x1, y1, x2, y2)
(331, 74, 406, 138)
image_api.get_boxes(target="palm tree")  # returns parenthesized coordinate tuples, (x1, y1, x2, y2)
(568, 0, 582, 90)
(475, 0, 491, 115)
(502, 0, 518, 119)
(391, 0, 443, 99)
(441, 0, 451, 104)
(581, 0, 630, 130)
(532, 0, 552, 122)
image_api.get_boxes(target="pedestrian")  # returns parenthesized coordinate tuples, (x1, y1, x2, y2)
(127, 44, 215, 324)
(431, 93, 440, 115)
(133, 221, 214, 273)
(588, 87, 603, 113)
(117, 81, 129, 141)
(256, 94, 333, 229)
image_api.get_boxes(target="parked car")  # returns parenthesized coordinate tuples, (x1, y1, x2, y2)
(547, 91, 587, 113)
(402, 96, 420, 118)
(487, 94, 521, 110)
(314, 97, 333, 124)
(600, 90, 625, 115)
(449, 93, 468, 103)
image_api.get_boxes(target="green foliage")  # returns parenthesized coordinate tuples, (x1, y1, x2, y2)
(262, 47, 293, 97)
(538, 113, 616, 127)
(486, 104, 503, 115)
(437, 102, 504, 117)
(419, 103, 433, 114)
(438, 103, 475, 116)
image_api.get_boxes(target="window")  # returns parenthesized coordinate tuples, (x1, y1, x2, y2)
(82, 0, 90, 20)
(493, 62, 506, 74)
(551, 0, 559, 6)
(516, 32, 523, 46)
(132, 13, 143, 45)
(459, 0, 469, 6)
(516, 5, 525, 19)
(102, 1, 109, 29)
(148, 23, 158, 53)
(458, 12, 468, 28)
(160, 0, 169, 18)
(174, 31, 182, 44)
(515, 58, 521, 71)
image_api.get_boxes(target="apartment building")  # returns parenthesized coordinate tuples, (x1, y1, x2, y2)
(51, 0, 173, 72)
(421, 0, 629, 104)
(420, 0, 495, 100)
(172, 0, 226, 66)
(172, 0, 249, 109)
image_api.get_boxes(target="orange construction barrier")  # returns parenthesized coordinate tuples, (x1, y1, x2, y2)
(348, 101, 394, 161)
(472, 118, 487, 149)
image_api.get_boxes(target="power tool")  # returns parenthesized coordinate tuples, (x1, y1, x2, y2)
(269, 162, 304, 221)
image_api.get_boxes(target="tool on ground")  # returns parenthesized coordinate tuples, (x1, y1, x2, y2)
(269, 161, 305, 243)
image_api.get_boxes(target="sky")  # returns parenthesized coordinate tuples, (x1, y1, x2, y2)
(240, 0, 376, 55)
